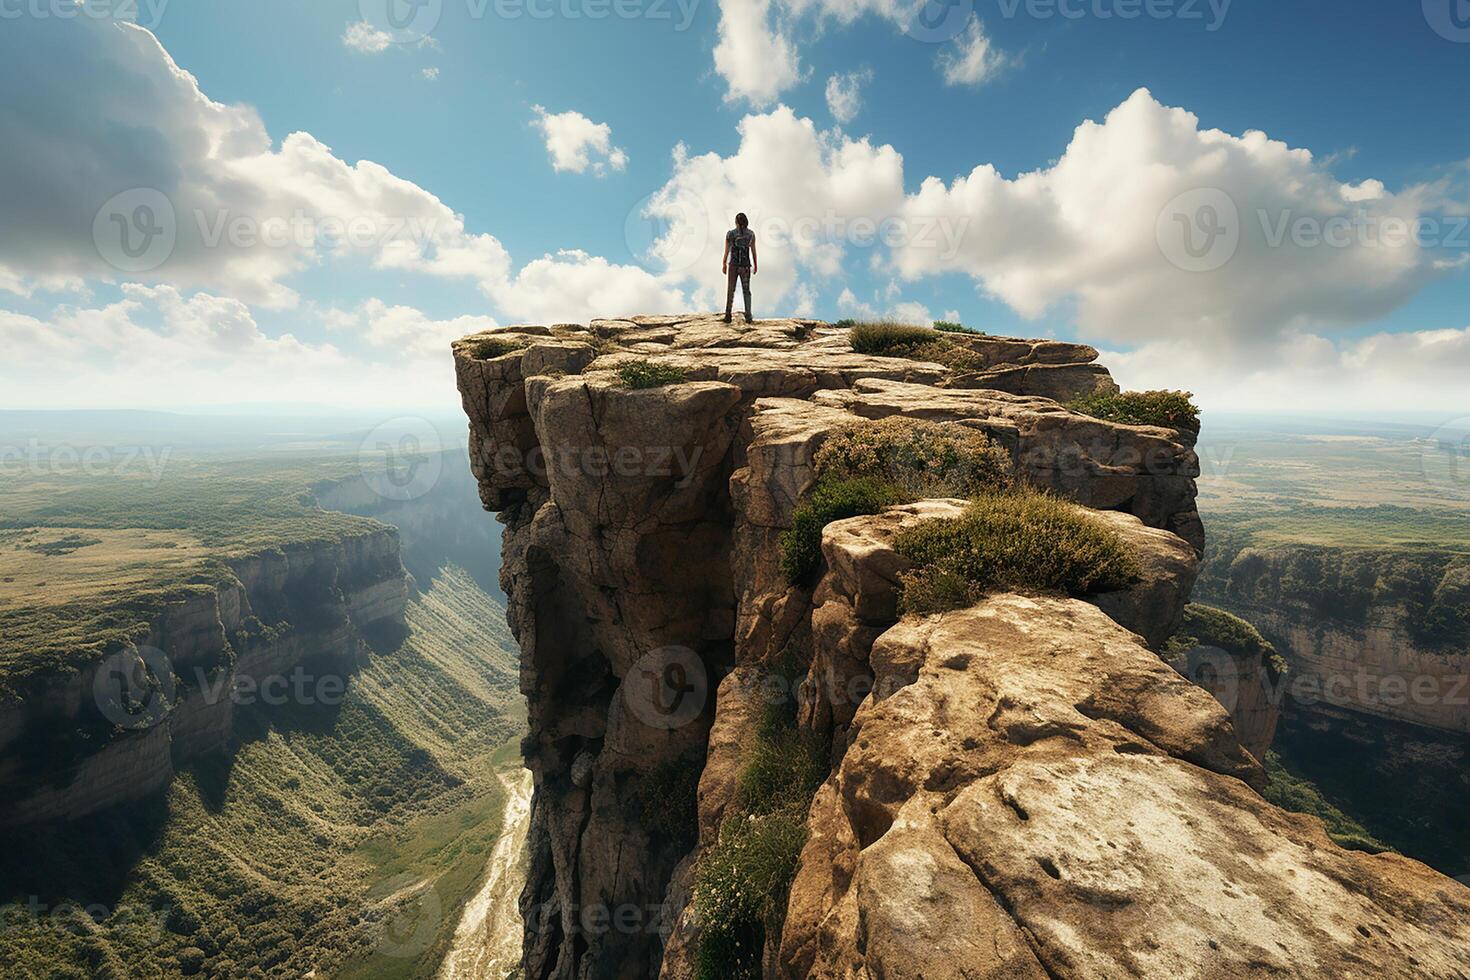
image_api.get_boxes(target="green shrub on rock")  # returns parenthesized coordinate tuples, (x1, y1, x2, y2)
(932, 320, 983, 334)
(466, 336, 526, 360)
(614, 359, 687, 389)
(1067, 389, 1200, 433)
(780, 420, 1015, 585)
(847, 321, 985, 371)
(895, 492, 1139, 613)
(780, 477, 909, 584)
(814, 417, 1013, 499)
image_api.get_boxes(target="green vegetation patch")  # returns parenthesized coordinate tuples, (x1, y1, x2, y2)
(692, 659, 828, 980)
(465, 336, 526, 360)
(781, 477, 908, 584)
(780, 420, 1014, 584)
(846, 321, 985, 372)
(1263, 751, 1390, 854)
(894, 492, 1139, 614)
(813, 417, 1013, 499)
(614, 359, 688, 389)
(1165, 603, 1289, 678)
(932, 320, 983, 334)
(1067, 389, 1200, 433)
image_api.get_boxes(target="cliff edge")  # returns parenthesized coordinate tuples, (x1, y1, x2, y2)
(454, 314, 1470, 979)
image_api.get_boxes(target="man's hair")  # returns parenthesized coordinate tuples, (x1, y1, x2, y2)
(734, 212, 748, 228)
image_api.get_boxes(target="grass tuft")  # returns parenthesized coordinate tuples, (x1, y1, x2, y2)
(1067, 389, 1200, 433)
(614, 359, 687, 389)
(847, 321, 941, 355)
(894, 492, 1139, 614)
(932, 320, 983, 334)
(465, 336, 526, 360)
(814, 418, 1012, 499)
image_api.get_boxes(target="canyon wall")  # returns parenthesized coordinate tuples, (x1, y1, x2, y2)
(456, 315, 1470, 979)
(1196, 542, 1469, 734)
(0, 528, 410, 827)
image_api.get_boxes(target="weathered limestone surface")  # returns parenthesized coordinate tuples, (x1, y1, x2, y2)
(781, 597, 1470, 980)
(453, 314, 1468, 980)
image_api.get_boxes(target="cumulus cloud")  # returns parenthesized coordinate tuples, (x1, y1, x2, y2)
(342, 21, 393, 53)
(825, 70, 871, 124)
(323, 299, 499, 356)
(938, 19, 1006, 86)
(646, 107, 905, 309)
(0, 284, 458, 409)
(530, 107, 629, 176)
(0, 18, 673, 327)
(421, 66, 441, 81)
(1106, 326, 1470, 413)
(644, 90, 1446, 354)
(892, 88, 1438, 345)
(713, 0, 802, 105)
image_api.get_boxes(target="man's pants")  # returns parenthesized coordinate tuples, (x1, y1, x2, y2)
(725, 266, 751, 320)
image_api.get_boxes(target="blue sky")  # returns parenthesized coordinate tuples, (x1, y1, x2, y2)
(1, 0, 1468, 412)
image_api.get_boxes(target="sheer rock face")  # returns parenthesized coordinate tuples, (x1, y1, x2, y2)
(453, 314, 1467, 980)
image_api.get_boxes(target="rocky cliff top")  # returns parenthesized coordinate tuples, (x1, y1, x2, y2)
(454, 314, 1470, 979)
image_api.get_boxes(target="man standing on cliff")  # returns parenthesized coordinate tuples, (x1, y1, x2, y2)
(722, 213, 757, 324)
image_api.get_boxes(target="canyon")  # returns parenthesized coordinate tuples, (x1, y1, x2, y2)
(454, 314, 1470, 979)
(0, 527, 410, 827)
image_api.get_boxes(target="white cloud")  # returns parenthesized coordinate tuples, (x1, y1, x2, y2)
(1107, 326, 1470, 412)
(530, 107, 629, 176)
(636, 90, 1462, 404)
(323, 299, 499, 355)
(824, 70, 871, 124)
(938, 18, 1006, 87)
(892, 88, 1438, 345)
(0, 18, 671, 329)
(836, 287, 929, 325)
(0, 285, 458, 410)
(713, 0, 802, 106)
(646, 107, 906, 310)
(421, 66, 441, 81)
(342, 21, 393, 54)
